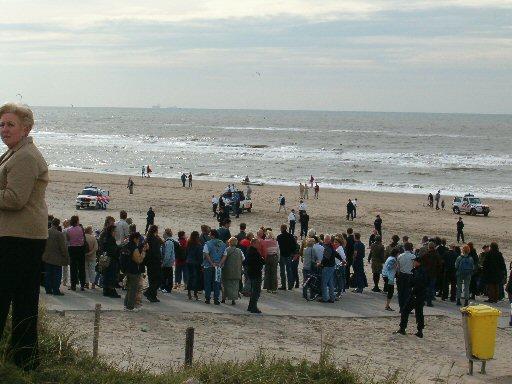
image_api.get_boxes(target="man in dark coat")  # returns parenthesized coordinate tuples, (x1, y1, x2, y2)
(397, 255, 428, 338)
(374, 215, 383, 237)
(456, 217, 464, 243)
(145, 207, 155, 233)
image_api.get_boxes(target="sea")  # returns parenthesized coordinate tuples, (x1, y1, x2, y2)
(12, 107, 512, 199)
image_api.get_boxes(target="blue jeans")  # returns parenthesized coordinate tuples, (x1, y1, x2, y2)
(321, 267, 335, 301)
(175, 264, 188, 285)
(204, 267, 221, 301)
(335, 266, 346, 294)
(279, 256, 293, 289)
(44, 263, 62, 294)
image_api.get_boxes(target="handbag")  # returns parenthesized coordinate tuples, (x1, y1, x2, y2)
(97, 252, 110, 272)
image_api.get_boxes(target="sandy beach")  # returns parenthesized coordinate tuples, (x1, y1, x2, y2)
(45, 170, 512, 383)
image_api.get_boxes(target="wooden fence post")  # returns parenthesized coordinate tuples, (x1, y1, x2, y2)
(93, 303, 101, 358)
(185, 327, 195, 367)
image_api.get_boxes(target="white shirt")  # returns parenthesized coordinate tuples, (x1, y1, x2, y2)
(353, 200, 358, 207)
(211, 197, 219, 204)
(114, 219, 130, 245)
(397, 251, 415, 275)
(288, 212, 296, 222)
(298, 202, 307, 211)
(335, 246, 346, 266)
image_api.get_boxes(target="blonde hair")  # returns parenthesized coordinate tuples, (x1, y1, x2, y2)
(227, 237, 238, 247)
(85, 226, 93, 234)
(265, 230, 275, 240)
(462, 244, 470, 255)
(0, 103, 34, 130)
(306, 238, 315, 247)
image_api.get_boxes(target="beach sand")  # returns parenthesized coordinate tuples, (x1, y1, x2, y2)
(45, 170, 512, 383)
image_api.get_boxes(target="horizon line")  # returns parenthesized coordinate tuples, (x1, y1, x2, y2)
(27, 104, 512, 117)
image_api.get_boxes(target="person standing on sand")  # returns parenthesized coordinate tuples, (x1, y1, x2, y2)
(428, 193, 433, 208)
(352, 233, 367, 293)
(124, 233, 147, 311)
(143, 225, 163, 303)
(353, 198, 358, 218)
(368, 236, 385, 292)
(441, 200, 445, 210)
(127, 177, 134, 194)
(397, 242, 415, 312)
(396, 255, 428, 338)
(66, 215, 87, 291)
(455, 244, 474, 307)
(222, 237, 244, 305)
(246, 184, 252, 200)
(115, 210, 130, 245)
(435, 190, 441, 210)
(346, 199, 355, 221)
(186, 231, 203, 300)
(456, 217, 464, 243)
(211, 195, 219, 217)
(146, 207, 155, 234)
(299, 183, 305, 199)
(181, 172, 186, 187)
(188, 172, 192, 188)
(314, 183, 319, 199)
(161, 229, 176, 293)
(141, 166, 146, 178)
(84, 226, 98, 289)
(288, 209, 297, 236)
(345, 228, 355, 286)
(262, 230, 279, 293)
(203, 229, 227, 305)
(482, 242, 506, 303)
(277, 224, 297, 290)
(298, 199, 307, 215)
(42, 218, 69, 296)
(374, 215, 383, 237)
(245, 238, 265, 313)
(310, 175, 314, 188)
(277, 194, 287, 213)
(299, 211, 309, 239)
(382, 248, 399, 311)
(304, 182, 309, 199)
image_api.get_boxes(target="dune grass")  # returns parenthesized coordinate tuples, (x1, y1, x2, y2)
(0, 312, 407, 384)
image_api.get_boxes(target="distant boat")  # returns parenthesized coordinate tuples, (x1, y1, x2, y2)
(151, 104, 161, 109)
(241, 180, 264, 186)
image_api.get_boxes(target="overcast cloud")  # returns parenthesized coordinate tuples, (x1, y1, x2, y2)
(1, 1, 511, 113)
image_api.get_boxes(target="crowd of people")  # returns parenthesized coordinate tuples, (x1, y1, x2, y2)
(41, 207, 512, 336)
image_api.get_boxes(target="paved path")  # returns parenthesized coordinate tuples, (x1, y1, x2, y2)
(41, 285, 511, 327)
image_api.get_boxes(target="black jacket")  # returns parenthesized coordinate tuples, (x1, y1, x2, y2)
(146, 209, 155, 223)
(457, 221, 464, 231)
(244, 246, 265, 279)
(144, 235, 162, 265)
(277, 232, 297, 257)
(411, 265, 428, 300)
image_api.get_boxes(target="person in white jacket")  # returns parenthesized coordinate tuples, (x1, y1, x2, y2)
(288, 209, 297, 236)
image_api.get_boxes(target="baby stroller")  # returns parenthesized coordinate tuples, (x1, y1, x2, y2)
(303, 271, 322, 301)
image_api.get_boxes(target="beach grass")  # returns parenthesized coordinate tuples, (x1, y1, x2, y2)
(0, 311, 409, 384)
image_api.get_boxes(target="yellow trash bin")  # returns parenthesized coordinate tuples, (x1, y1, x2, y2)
(461, 304, 501, 360)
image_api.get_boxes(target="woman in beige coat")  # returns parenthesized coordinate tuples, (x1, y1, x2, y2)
(84, 226, 99, 289)
(0, 103, 48, 370)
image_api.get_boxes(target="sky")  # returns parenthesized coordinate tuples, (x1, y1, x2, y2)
(1, 1, 511, 113)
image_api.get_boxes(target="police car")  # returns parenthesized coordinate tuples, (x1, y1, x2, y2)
(76, 185, 110, 210)
(452, 194, 490, 216)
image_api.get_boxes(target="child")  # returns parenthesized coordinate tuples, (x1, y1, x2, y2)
(441, 200, 445, 210)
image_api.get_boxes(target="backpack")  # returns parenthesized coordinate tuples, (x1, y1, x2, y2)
(459, 256, 474, 274)
(119, 244, 133, 273)
(281, 196, 285, 205)
(175, 240, 186, 262)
